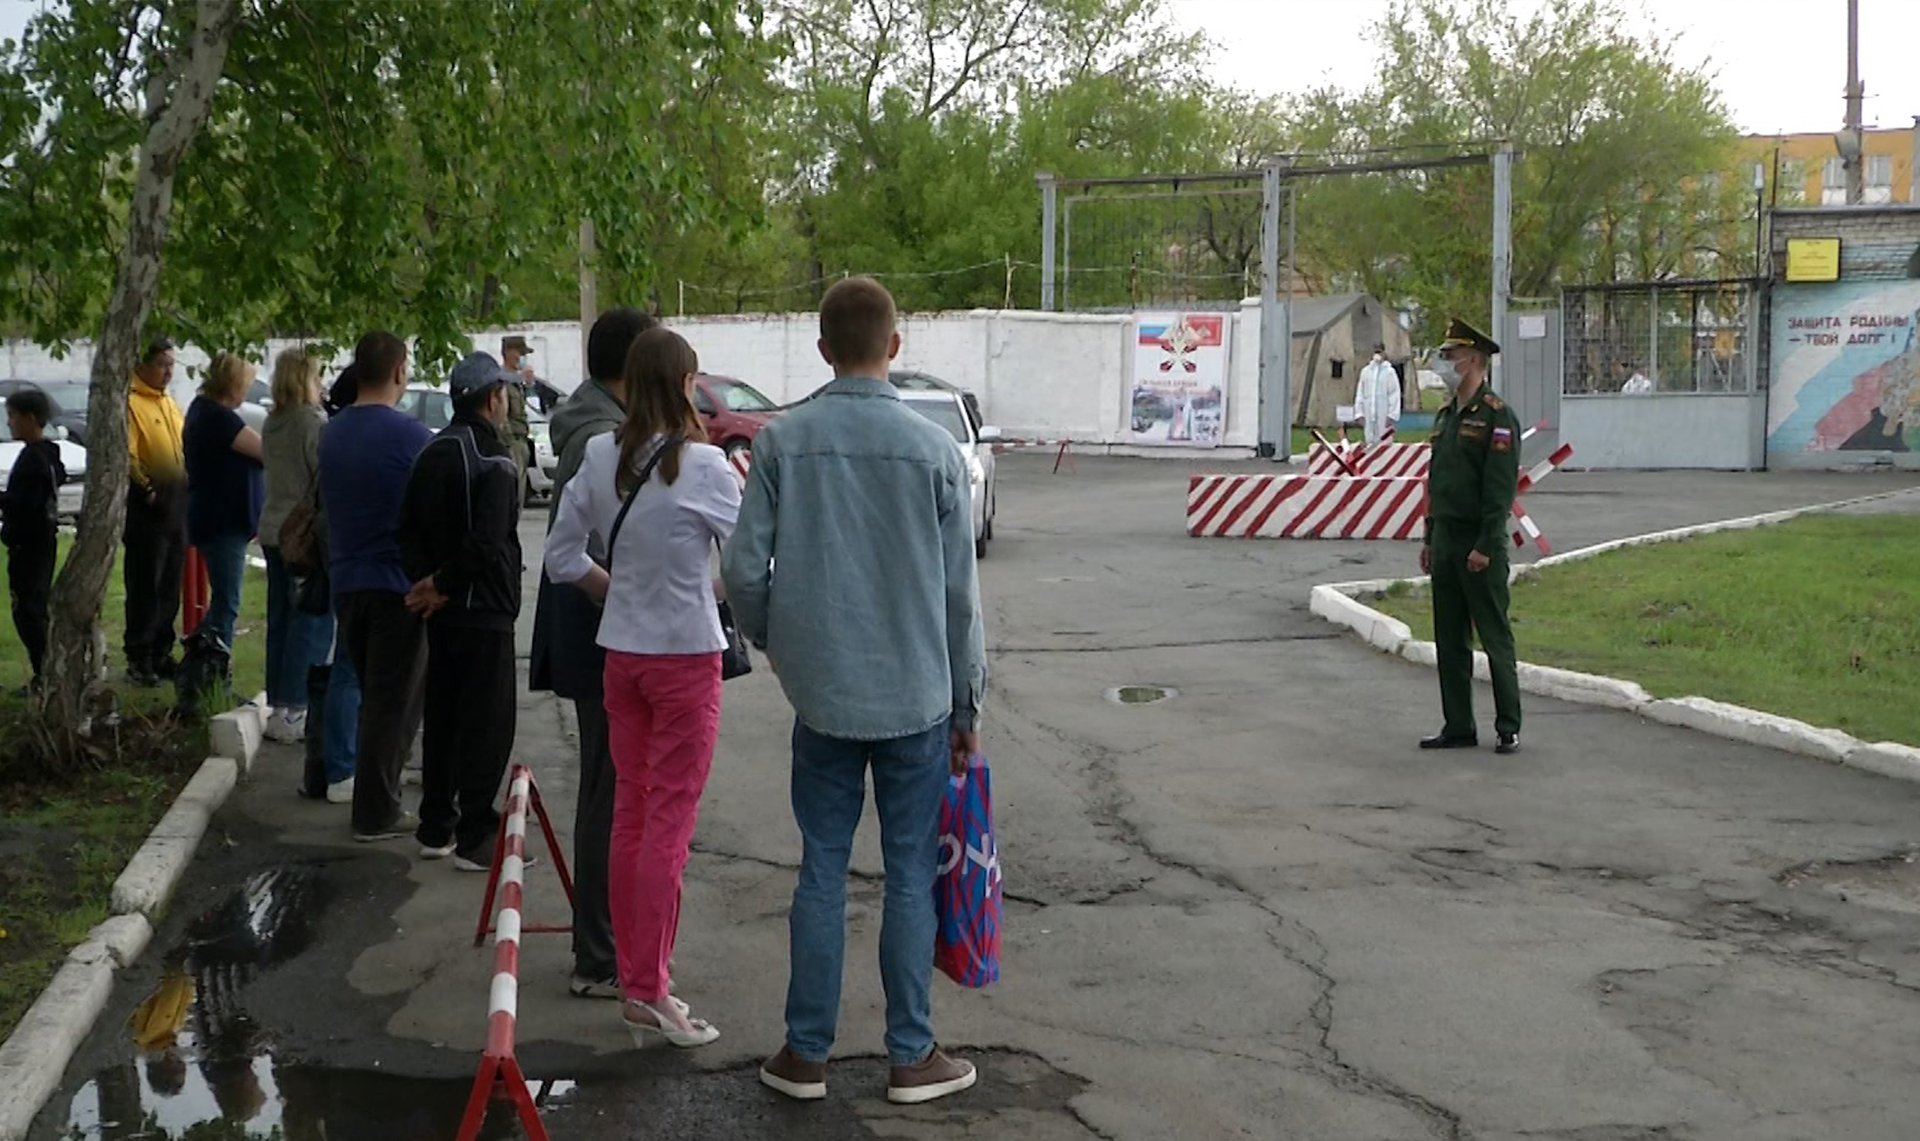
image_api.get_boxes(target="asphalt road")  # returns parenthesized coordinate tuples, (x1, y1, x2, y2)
(29, 456, 1920, 1141)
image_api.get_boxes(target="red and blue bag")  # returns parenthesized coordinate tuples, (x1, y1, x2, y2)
(934, 754, 1002, 987)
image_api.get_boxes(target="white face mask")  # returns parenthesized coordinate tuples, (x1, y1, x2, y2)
(1432, 358, 1463, 392)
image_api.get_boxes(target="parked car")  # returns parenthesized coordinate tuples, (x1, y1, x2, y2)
(0, 380, 93, 447)
(526, 402, 555, 504)
(692, 374, 780, 457)
(897, 389, 999, 558)
(890, 369, 982, 432)
(396, 382, 548, 504)
(0, 415, 88, 520)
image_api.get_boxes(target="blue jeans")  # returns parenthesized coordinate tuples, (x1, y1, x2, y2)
(263, 547, 334, 709)
(785, 717, 950, 1066)
(323, 609, 361, 786)
(196, 531, 250, 650)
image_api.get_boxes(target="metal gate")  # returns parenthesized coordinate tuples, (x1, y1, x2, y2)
(1501, 306, 1562, 450)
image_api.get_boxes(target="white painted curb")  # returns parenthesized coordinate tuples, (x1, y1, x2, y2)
(0, 958, 114, 1141)
(210, 692, 267, 774)
(1315, 489, 1920, 782)
(0, 702, 260, 1141)
(1843, 741, 1920, 783)
(1642, 697, 1859, 763)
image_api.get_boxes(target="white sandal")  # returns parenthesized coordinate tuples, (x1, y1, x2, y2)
(623, 998, 719, 1049)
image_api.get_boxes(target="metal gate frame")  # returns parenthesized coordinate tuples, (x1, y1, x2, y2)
(1037, 147, 1516, 460)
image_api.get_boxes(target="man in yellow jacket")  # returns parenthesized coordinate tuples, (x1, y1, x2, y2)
(125, 338, 188, 686)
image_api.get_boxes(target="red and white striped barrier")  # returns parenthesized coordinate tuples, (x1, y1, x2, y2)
(456, 766, 576, 1141)
(1306, 418, 1552, 480)
(1187, 474, 1427, 540)
(992, 437, 1077, 474)
(728, 448, 752, 484)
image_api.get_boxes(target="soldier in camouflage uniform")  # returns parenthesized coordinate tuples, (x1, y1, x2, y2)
(1419, 316, 1523, 756)
(500, 335, 534, 481)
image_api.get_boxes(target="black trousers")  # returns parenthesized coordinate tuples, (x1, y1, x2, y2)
(338, 591, 426, 834)
(418, 622, 518, 855)
(571, 696, 617, 979)
(8, 541, 54, 680)
(122, 488, 187, 670)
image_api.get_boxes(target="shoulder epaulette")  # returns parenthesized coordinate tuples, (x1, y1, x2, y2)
(1482, 392, 1506, 411)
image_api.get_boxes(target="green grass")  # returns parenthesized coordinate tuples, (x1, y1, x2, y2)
(0, 536, 268, 695)
(1373, 515, 1920, 746)
(0, 723, 206, 1039)
(0, 537, 267, 1039)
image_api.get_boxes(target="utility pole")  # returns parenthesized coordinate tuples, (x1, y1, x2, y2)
(1844, 0, 1864, 205)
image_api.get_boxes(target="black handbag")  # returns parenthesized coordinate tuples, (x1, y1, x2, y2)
(605, 437, 751, 681)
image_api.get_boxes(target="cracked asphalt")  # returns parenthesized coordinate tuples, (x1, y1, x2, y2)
(31, 458, 1920, 1141)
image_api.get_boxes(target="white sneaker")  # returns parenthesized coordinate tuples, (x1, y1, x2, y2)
(326, 777, 355, 804)
(264, 710, 308, 744)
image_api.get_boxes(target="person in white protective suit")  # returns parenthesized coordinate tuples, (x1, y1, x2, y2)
(1354, 343, 1402, 445)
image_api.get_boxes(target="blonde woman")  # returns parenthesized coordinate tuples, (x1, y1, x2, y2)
(260, 350, 333, 748)
(183, 353, 265, 653)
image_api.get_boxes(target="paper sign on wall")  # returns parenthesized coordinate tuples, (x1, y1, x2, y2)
(1130, 312, 1230, 447)
(1517, 314, 1548, 340)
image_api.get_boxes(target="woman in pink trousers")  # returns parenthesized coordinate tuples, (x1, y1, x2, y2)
(544, 327, 740, 1047)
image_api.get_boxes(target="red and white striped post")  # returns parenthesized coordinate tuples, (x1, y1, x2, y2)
(455, 766, 577, 1141)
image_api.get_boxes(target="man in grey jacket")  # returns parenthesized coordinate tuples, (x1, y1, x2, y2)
(724, 277, 987, 1106)
(527, 307, 656, 997)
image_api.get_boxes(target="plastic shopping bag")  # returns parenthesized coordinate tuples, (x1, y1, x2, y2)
(934, 754, 1002, 987)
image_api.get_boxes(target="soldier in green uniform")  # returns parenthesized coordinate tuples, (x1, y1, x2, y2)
(1419, 317, 1523, 755)
(500, 335, 534, 483)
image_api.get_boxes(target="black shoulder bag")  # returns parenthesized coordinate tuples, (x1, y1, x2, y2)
(604, 437, 752, 681)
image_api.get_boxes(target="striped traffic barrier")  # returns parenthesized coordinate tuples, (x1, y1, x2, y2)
(1306, 417, 1552, 479)
(456, 766, 577, 1141)
(991, 437, 1077, 474)
(728, 448, 751, 485)
(1187, 474, 1427, 540)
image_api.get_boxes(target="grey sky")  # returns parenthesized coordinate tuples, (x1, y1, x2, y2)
(4, 0, 1910, 137)
(1170, 0, 1920, 136)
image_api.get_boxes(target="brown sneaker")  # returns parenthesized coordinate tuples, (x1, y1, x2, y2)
(759, 1046, 827, 1101)
(887, 1045, 977, 1105)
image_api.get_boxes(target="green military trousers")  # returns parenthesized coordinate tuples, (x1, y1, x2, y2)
(1429, 520, 1522, 738)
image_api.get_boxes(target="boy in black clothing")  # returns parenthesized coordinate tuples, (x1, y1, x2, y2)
(3, 390, 66, 689)
(399, 352, 524, 869)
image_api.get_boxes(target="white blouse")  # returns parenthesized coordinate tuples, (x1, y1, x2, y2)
(543, 434, 741, 655)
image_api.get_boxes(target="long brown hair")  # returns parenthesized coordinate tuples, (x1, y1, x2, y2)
(616, 327, 706, 494)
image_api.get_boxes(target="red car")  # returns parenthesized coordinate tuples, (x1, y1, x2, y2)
(692, 374, 779, 457)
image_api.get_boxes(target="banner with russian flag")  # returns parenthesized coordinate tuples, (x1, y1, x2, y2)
(1131, 312, 1230, 447)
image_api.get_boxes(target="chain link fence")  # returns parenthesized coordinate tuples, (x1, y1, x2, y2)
(1561, 280, 1761, 395)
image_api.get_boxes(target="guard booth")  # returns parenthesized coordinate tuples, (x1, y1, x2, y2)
(1555, 279, 1767, 469)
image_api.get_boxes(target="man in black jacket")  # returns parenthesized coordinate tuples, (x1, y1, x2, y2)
(4, 389, 66, 690)
(401, 352, 524, 869)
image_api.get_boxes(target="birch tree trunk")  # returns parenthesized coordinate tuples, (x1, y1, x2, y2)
(41, 0, 241, 751)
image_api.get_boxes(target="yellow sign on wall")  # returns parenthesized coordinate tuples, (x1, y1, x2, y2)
(1785, 237, 1842, 283)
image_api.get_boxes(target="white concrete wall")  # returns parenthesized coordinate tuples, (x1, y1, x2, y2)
(5, 306, 1274, 454)
(1562, 393, 1766, 470)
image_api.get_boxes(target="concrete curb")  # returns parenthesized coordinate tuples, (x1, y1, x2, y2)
(0, 705, 261, 1141)
(210, 693, 267, 775)
(1314, 490, 1920, 783)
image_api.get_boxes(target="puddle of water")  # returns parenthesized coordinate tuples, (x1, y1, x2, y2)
(1106, 684, 1176, 705)
(62, 865, 576, 1141)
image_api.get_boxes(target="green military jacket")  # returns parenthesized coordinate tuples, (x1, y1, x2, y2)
(1425, 384, 1521, 554)
(503, 380, 530, 470)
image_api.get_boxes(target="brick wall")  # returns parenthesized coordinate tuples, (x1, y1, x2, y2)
(1770, 206, 1920, 281)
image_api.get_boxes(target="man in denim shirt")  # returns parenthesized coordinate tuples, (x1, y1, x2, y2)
(724, 277, 987, 1106)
